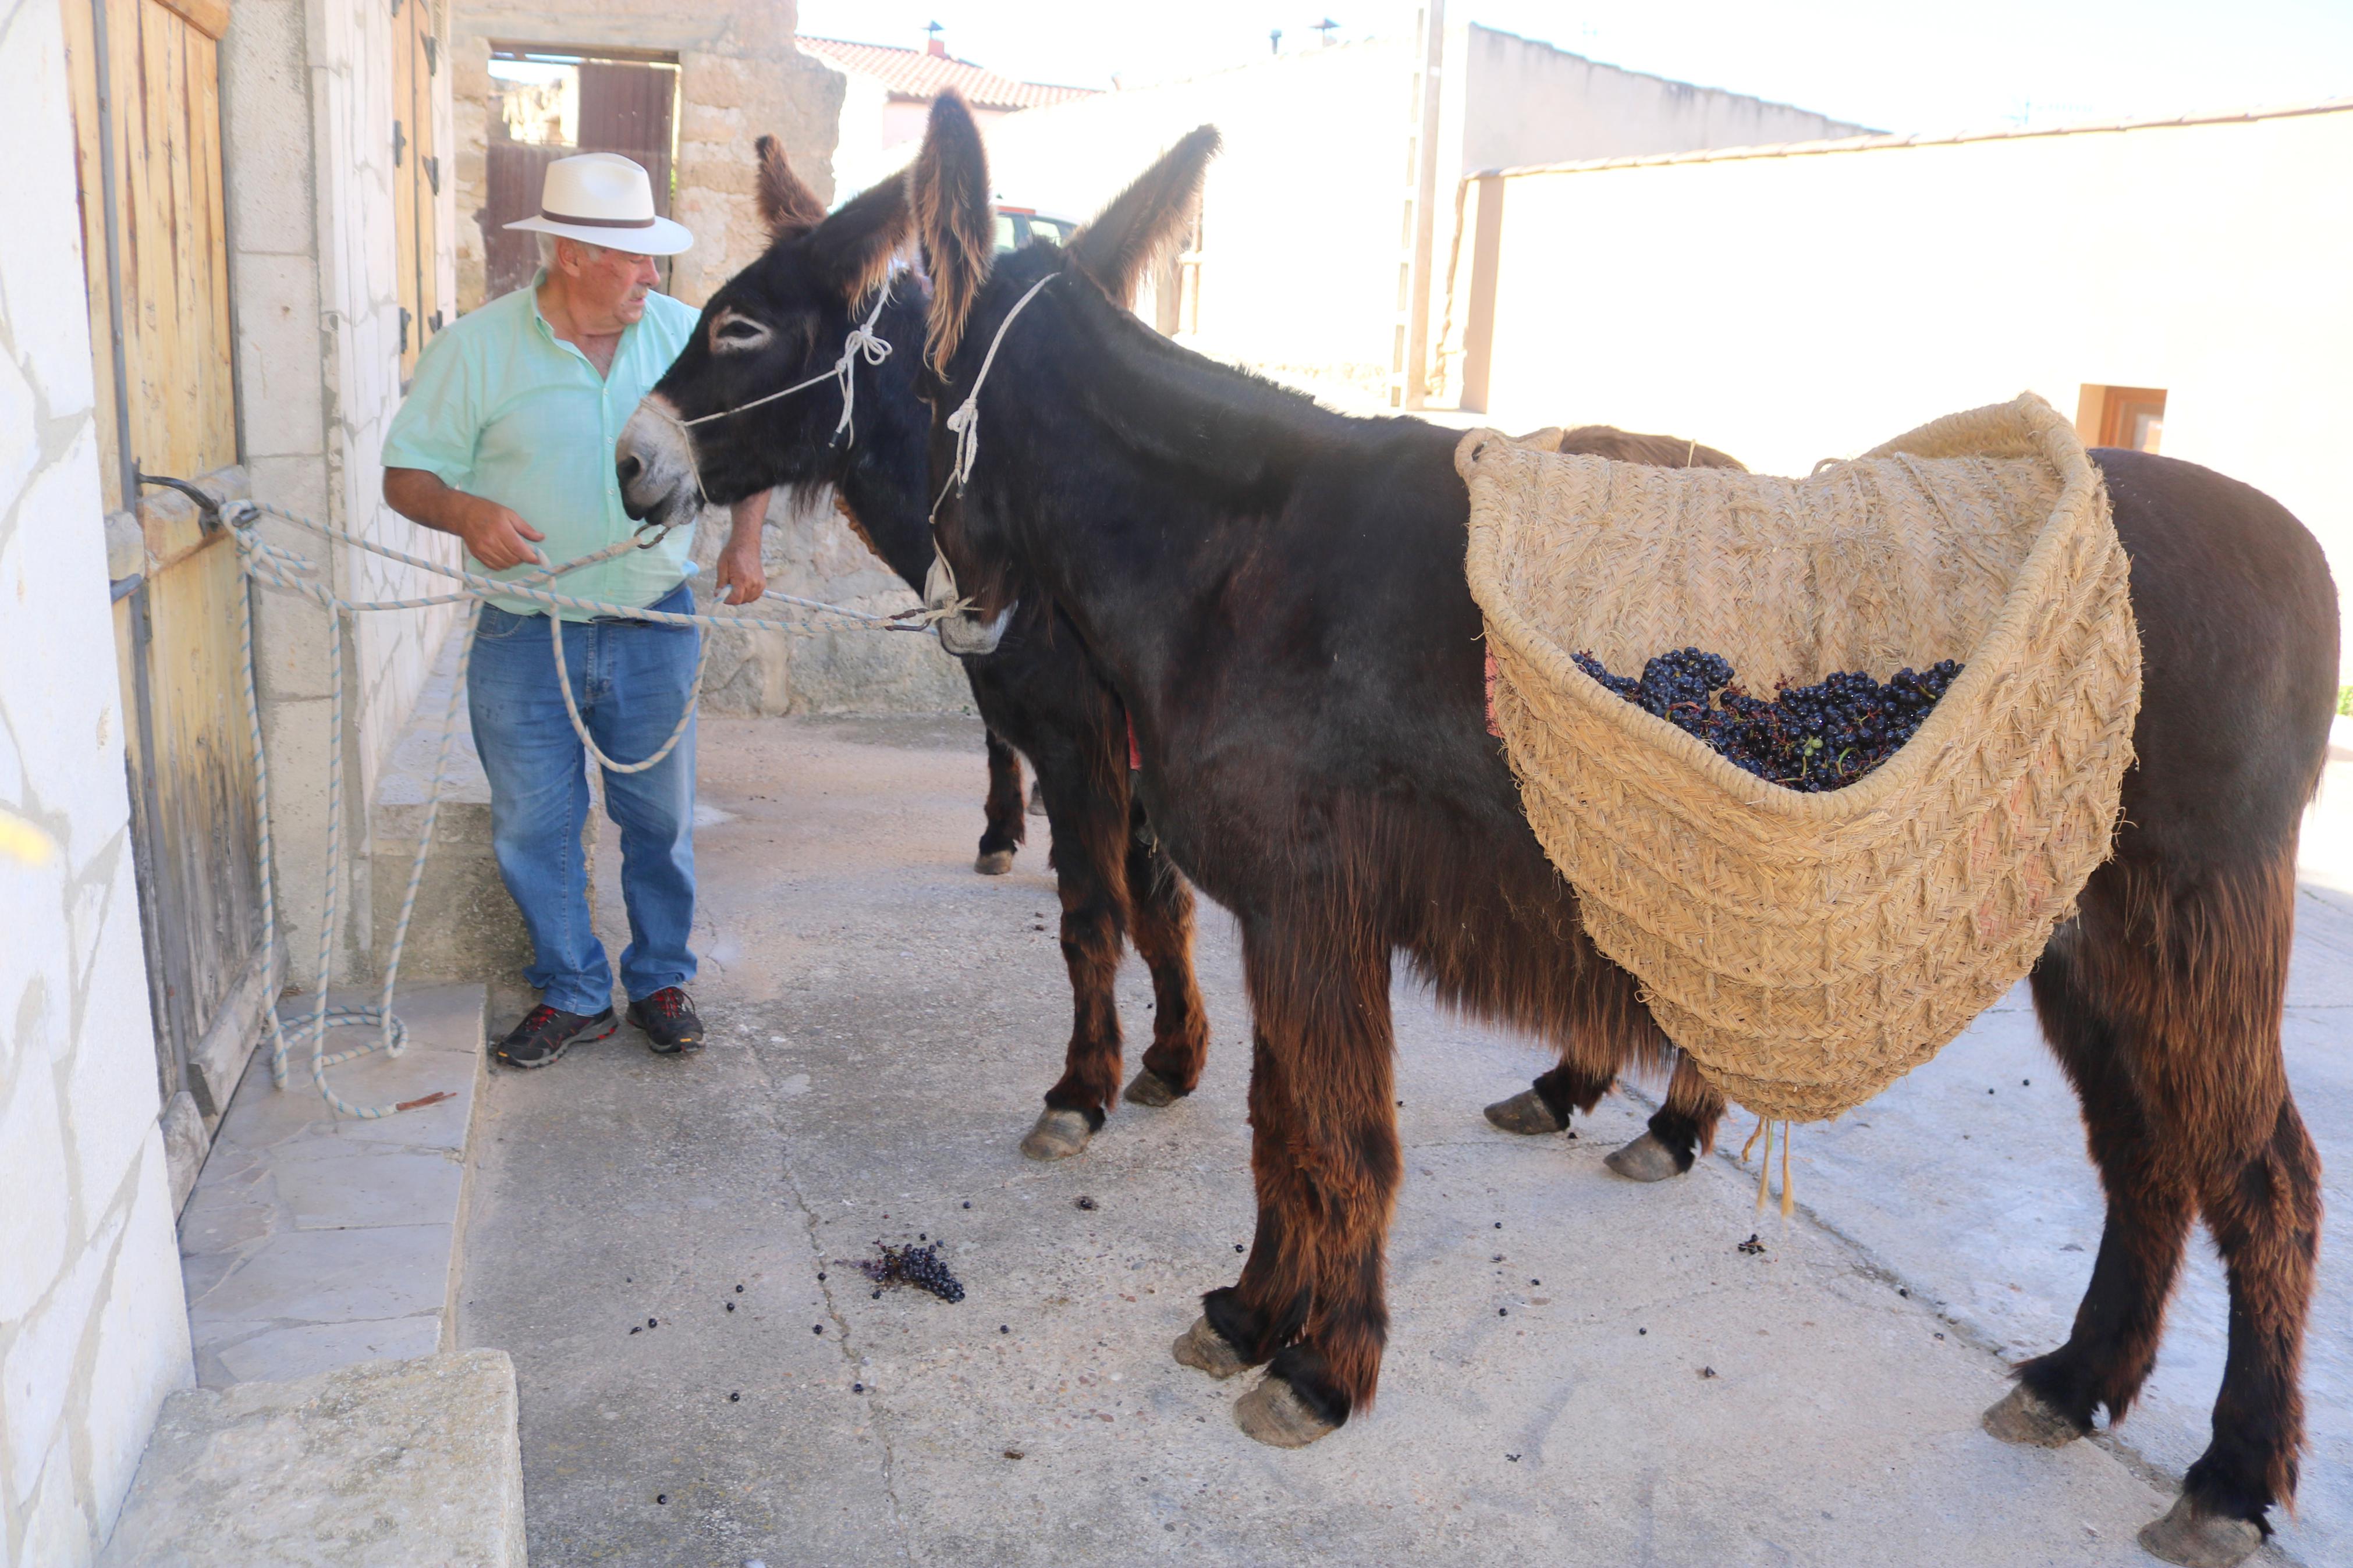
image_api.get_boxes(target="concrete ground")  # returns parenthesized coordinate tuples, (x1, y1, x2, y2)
(457, 715, 2345, 1568)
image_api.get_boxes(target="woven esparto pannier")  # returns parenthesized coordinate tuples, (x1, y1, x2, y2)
(1461, 393, 2142, 1122)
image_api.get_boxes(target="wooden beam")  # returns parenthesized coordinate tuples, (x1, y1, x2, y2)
(151, 0, 227, 42)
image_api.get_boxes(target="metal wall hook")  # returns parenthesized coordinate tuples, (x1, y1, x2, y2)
(134, 468, 224, 534)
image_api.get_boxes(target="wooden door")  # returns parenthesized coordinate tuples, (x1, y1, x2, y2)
(61, 0, 264, 1150)
(482, 50, 678, 300)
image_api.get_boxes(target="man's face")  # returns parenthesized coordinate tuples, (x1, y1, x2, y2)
(558, 239, 662, 330)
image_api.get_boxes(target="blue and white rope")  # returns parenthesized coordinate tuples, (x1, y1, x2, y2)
(226, 497, 934, 1118)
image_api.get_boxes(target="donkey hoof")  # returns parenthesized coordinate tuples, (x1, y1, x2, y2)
(1234, 1377, 1337, 1449)
(1124, 1068, 1184, 1108)
(2136, 1496, 2263, 1568)
(1483, 1089, 1567, 1136)
(1018, 1108, 1093, 1161)
(1171, 1316, 1248, 1380)
(974, 848, 1016, 876)
(1979, 1382, 2085, 1448)
(1603, 1131, 1683, 1182)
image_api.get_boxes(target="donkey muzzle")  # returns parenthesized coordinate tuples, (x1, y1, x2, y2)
(616, 397, 702, 529)
(938, 600, 1016, 657)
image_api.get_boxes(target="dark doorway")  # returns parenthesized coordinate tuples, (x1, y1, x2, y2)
(482, 47, 681, 301)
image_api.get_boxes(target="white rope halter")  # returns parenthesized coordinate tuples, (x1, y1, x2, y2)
(915, 270, 1059, 643)
(675, 275, 895, 443)
(941, 271, 1057, 498)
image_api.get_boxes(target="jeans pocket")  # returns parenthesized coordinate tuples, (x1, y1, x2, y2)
(474, 604, 541, 642)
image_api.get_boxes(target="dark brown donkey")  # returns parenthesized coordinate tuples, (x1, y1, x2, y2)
(643, 144, 1733, 1179)
(623, 138, 1211, 1161)
(631, 102, 2333, 1566)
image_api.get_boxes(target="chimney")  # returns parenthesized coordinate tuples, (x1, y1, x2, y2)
(926, 19, 947, 58)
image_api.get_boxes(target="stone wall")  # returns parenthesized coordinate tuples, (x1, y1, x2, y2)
(0, 2, 198, 1560)
(687, 492, 973, 718)
(224, 0, 469, 989)
(450, 1, 844, 312)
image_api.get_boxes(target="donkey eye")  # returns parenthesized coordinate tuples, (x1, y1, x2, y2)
(711, 311, 771, 353)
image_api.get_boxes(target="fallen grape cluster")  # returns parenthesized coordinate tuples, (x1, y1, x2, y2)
(855, 1239, 966, 1304)
(1571, 646, 1962, 792)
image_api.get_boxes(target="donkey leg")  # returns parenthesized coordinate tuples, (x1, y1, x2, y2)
(1180, 1027, 1312, 1378)
(2158, 855, 2316, 1558)
(1231, 920, 1399, 1447)
(2153, 1094, 2320, 1564)
(1123, 796, 1211, 1107)
(975, 728, 1027, 875)
(2018, 858, 2311, 1563)
(1485, 1059, 1606, 1136)
(1017, 755, 1133, 1161)
(1991, 932, 2195, 1449)
(1606, 1053, 1725, 1182)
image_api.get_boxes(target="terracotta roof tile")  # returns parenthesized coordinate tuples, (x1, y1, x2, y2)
(799, 37, 1098, 113)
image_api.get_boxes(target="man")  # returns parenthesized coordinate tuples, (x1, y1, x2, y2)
(382, 152, 767, 1068)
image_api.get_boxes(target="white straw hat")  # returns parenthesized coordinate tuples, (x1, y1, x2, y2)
(504, 152, 694, 255)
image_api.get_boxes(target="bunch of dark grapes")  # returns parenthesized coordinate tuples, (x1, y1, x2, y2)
(1571, 646, 1961, 792)
(856, 1240, 966, 1303)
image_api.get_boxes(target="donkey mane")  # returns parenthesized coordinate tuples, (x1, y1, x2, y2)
(1007, 249, 1415, 504)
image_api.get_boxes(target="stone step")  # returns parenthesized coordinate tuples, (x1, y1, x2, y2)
(98, 1349, 524, 1567)
(176, 984, 486, 1388)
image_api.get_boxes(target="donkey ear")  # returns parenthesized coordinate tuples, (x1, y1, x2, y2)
(1069, 126, 1218, 305)
(805, 175, 911, 304)
(907, 90, 995, 371)
(755, 134, 829, 241)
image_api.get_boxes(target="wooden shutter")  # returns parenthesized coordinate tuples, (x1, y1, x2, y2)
(394, 0, 444, 379)
(60, 0, 236, 514)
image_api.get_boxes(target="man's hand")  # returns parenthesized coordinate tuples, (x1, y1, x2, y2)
(714, 490, 772, 607)
(384, 468, 546, 570)
(456, 497, 548, 571)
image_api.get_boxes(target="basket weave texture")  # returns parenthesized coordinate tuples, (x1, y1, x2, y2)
(1461, 394, 2142, 1121)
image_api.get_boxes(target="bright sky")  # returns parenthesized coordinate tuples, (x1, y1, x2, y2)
(793, 0, 2353, 135)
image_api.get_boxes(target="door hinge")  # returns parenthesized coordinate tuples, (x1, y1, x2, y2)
(424, 155, 441, 195)
(429, 309, 445, 333)
(425, 35, 439, 74)
(399, 307, 412, 353)
(393, 120, 406, 168)
(389, 0, 402, 17)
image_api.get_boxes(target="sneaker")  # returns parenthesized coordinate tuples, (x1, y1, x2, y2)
(628, 987, 705, 1055)
(494, 1004, 617, 1069)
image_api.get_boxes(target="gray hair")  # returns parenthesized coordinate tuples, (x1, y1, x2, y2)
(536, 233, 609, 268)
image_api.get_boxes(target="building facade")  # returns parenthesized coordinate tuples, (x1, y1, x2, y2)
(981, 12, 1868, 411)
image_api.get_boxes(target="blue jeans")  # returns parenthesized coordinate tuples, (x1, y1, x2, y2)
(466, 583, 699, 1015)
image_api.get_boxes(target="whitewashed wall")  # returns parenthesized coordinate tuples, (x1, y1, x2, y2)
(986, 38, 1413, 409)
(985, 27, 1871, 413)
(0, 2, 196, 1560)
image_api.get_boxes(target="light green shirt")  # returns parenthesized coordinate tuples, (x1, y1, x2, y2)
(383, 273, 701, 620)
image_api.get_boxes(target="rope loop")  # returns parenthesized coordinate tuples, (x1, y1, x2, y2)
(946, 271, 1057, 495)
(221, 490, 936, 1118)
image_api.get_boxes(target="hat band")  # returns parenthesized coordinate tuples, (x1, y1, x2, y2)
(540, 207, 657, 230)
